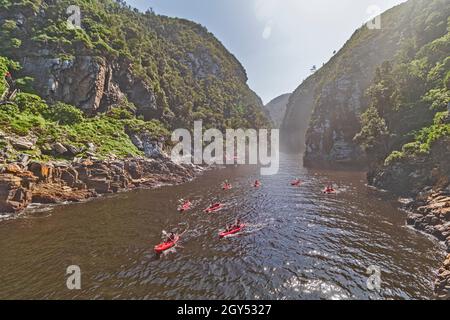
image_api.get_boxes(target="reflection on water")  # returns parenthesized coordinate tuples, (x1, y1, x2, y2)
(0, 154, 444, 299)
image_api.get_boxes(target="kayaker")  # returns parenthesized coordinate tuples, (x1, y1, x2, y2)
(167, 232, 176, 242)
(254, 180, 260, 187)
(234, 219, 241, 228)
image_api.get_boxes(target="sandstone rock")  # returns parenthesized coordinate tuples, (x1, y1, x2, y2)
(60, 168, 78, 187)
(86, 178, 111, 193)
(11, 137, 35, 150)
(28, 162, 53, 182)
(52, 143, 68, 155)
(126, 161, 143, 179)
(0, 174, 31, 212)
(444, 259, 450, 268)
(4, 163, 22, 174)
(438, 270, 450, 280)
(66, 144, 82, 156)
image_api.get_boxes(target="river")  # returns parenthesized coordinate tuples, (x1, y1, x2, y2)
(0, 154, 444, 299)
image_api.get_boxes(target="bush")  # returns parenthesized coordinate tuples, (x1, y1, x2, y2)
(14, 92, 48, 115)
(384, 151, 404, 165)
(45, 102, 84, 125)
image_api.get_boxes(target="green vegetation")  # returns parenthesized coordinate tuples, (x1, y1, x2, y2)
(0, 0, 268, 131)
(0, 0, 269, 162)
(355, 6, 450, 167)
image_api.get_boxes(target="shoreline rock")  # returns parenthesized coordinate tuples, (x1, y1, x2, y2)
(0, 156, 205, 216)
(404, 187, 450, 299)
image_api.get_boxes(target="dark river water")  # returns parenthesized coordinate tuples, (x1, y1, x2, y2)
(0, 154, 444, 299)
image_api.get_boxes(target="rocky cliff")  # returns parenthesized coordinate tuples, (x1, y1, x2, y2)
(264, 93, 291, 128)
(0, 0, 268, 130)
(0, 0, 269, 214)
(281, 0, 447, 166)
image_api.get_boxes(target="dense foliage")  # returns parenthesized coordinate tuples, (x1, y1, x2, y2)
(0, 0, 268, 131)
(354, 7, 450, 167)
(0, 0, 269, 161)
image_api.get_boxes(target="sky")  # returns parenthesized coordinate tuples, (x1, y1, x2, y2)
(126, 0, 407, 104)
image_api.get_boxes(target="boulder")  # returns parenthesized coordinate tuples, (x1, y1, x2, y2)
(4, 163, 23, 174)
(11, 137, 35, 150)
(28, 162, 53, 182)
(66, 144, 82, 156)
(86, 178, 111, 193)
(0, 174, 32, 212)
(60, 168, 78, 187)
(52, 143, 68, 155)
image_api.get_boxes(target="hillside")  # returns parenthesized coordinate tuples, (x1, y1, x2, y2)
(281, 0, 449, 168)
(0, 0, 269, 164)
(264, 93, 291, 128)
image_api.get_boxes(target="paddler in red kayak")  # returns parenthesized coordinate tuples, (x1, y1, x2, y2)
(167, 232, 176, 242)
(324, 184, 336, 193)
(254, 180, 261, 187)
(205, 202, 223, 212)
(178, 199, 192, 211)
(223, 180, 232, 190)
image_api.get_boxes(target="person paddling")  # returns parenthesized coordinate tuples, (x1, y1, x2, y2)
(166, 232, 176, 242)
(254, 180, 261, 187)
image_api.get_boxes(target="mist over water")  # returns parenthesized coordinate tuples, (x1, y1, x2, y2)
(0, 154, 443, 299)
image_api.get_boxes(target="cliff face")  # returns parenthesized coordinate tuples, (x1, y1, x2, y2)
(0, 0, 268, 130)
(264, 93, 291, 128)
(281, 0, 444, 165)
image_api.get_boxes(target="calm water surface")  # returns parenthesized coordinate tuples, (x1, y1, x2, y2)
(0, 154, 444, 299)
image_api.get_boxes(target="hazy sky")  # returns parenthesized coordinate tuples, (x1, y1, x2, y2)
(126, 0, 406, 104)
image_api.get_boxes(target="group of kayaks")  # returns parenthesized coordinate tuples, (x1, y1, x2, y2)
(154, 179, 337, 254)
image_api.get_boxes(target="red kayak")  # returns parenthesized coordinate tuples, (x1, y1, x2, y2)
(204, 203, 224, 213)
(254, 181, 261, 188)
(154, 235, 180, 254)
(223, 184, 232, 190)
(219, 224, 245, 238)
(291, 180, 301, 186)
(323, 188, 336, 194)
(178, 201, 192, 212)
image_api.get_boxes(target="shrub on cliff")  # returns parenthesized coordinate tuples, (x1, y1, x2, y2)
(44, 102, 84, 125)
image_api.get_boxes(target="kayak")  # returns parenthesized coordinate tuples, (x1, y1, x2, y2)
(323, 188, 336, 194)
(219, 224, 245, 238)
(178, 201, 192, 212)
(223, 184, 232, 190)
(154, 235, 180, 254)
(291, 180, 301, 186)
(204, 204, 224, 213)
(254, 181, 261, 188)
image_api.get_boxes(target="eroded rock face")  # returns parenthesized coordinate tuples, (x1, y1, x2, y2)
(370, 137, 450, 196)
(0, 157, 203, 214)
(405, 188, 450, 298)
(19, 55, 158, 118)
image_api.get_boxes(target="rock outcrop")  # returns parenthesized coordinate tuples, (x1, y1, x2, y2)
(264, 93, 291, 128)
(404, 187, 450, 299)
(0, 156, 203, 215)
(370, 137, 450, 196)
(20, 55, 160, 118)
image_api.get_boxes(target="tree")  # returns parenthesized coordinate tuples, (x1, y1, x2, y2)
(353, 106, 390, 163)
